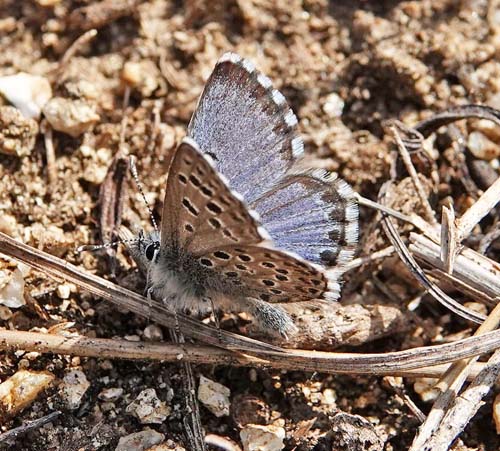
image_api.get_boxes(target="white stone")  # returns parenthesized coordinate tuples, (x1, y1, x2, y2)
(413, 377, 440, 402)
(115, 430, 165, 451)
(240, 424, 285, 451)
(0, 268, 26, 308)
(143, 324, 163, 341)
(322, 93, 344, 118)
(197, 375, 231, 417)
(0, 370, 55, 416)
(467, 131, 500, 160)
(126, 388, 170, 424)
(98, 387, 124, 401)
(60, 369, 90, 410)
(43, 97, 100, 137)
(56, 283, 72, 300)
(0, 73, 52, 119)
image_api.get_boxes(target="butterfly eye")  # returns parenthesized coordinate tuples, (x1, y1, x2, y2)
(145, 243, 158, 261)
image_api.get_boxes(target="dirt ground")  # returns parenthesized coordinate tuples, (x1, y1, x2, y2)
(1, 0, 500, 450)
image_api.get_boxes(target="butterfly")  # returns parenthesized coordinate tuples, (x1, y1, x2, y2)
(129, 53, 358, 338)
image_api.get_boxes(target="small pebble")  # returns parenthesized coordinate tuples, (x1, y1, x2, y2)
(467, 131, 500, 160)
(60, 369, 90, 410)
(0, 305, 12, 320)
(231, 394, 271, 427)
(240, 424, 285, 451)
(0, 73, 52, 119)
(144, 324, 164, 341)
(43, 97, 100, 137)
(0, 267, 26, 308)
(126, 388, 171, 424)
(322, 92, 345, 118)
(56, 283, 72, 300)
(98, 387, 124, 402)
(122, 60, 162, 97)
(413, 377, 440, 402)
(0, 369, 55, 417)
(115, 430, 165, 451)
(198, 375, 231, 417)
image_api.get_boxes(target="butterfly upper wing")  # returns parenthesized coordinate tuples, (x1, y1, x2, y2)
(160, 138, 266, 253)
(187, 52, 304, 204)
(188, 53, 358, 275)
(250, 170, 359, 273)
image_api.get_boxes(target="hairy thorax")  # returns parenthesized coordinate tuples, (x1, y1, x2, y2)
(148, 250, 247, 316)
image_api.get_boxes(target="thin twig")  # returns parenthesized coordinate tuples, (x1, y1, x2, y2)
(389, 124, 438, 225)
(384, 376, 426, 422)
(440, 204, 457, 274)
(424, 350, 500, 451)
(381, 216, 486, 324)
(170, 330, 206, 451)
(0, 329, 494, 380)
(410, 233, 500, 301)
(58, 29, 98, 72)
(0, 411, 61, 444)
(478, 218, 500, 253)
(456, 175, 500, 242)
(356, 194, 415, 224)
(42, 121, 57, 189)
(343, 246, 395, 271)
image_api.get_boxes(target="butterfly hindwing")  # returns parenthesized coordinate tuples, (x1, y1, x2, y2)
(188, 52, 304, 205)
(250, 170, 359, 272)
(196, 245, 339, 303)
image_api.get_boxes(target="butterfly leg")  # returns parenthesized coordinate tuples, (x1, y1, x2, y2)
(159, 295, 182, 337)
(204, 296, 223, 343)
(144, 286, 155, 322)
(249, 299, 298, 340)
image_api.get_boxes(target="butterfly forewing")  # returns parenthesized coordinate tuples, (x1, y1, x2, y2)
(188, 53, 304, 204)
(160, 139, 265, 253)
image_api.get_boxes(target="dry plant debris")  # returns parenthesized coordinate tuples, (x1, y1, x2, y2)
(1, 1, 500, 450)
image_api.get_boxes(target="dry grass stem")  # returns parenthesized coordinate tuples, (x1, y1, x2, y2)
(3, 232, 500, 375)
(343, 246, 395, 271)
(440, 205, 457, 274)
(58, 29, 98, 71)
(41, 122, 57, 189)
(0, 329, 492, 380)
(410, 233, 500, 301)
(0, 411, 61, 444)
(389, 124, 438, 225)
(382, 216, 486, 323)
(456, 176, 500, 242)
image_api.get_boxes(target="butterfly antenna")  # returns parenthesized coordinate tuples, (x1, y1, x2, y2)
(76, 238, 140, 254)
(129, 155, 159, 234)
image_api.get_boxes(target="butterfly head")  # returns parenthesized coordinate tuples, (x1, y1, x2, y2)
(127, 229, 161, 275)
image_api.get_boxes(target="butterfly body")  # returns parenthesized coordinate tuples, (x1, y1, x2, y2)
(129, 53, 359, 338)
